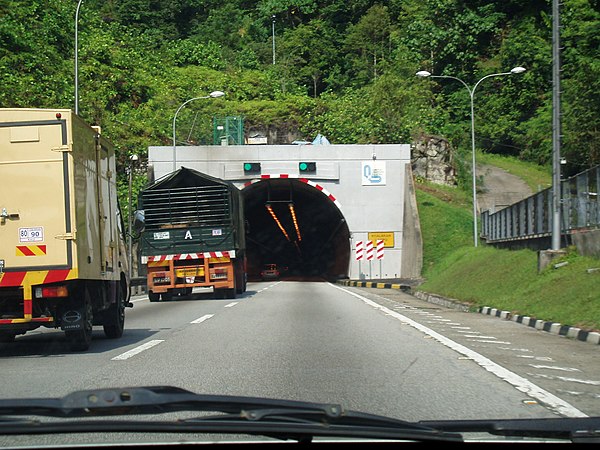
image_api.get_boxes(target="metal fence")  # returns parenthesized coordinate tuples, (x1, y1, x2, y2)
(481, 165, 600, 243)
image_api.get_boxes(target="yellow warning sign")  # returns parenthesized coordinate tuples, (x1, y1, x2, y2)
(368, 232, 394, 248)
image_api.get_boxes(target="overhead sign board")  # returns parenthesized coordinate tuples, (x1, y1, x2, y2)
(368, 232, 394, 248)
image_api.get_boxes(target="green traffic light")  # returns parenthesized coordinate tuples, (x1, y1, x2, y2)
(299, 162, 308, 171)
(244, 163, 252, 171)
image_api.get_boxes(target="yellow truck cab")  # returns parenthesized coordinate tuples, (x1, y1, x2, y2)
(0, 109, 130, 350)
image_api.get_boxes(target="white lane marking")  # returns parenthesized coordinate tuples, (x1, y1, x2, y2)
(224, 302, 238, 308)
(529, 365, 581, 372)
(517, 355, 554, 361)
(191, 314, 214, 324)
(529, 373, 600, 386)
(111, 340, 164, 361)
(257, 281, 281, 293)
(330, 283, 587, 418)
(464, 335, 498, 339)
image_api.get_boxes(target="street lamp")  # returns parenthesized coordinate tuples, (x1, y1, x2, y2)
(172, 90, 225, 172)
(74, 0, 84, 115)
(128, 154, 139, 285)
(272, 15, 276, 65)
(416, 67, 526, 247)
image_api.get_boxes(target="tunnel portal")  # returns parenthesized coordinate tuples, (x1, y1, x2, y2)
(242, 179, 350, 281)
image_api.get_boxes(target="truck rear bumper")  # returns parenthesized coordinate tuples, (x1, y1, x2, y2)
(0, 269, 76, 328)
(145, 255, 236, 293)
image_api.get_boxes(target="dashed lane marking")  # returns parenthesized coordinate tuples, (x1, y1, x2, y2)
(529, 365, 581, 372)
(191, 314, 214, 324)
(111, 340, 164, 361)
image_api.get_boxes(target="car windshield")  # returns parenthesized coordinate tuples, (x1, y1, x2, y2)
(1, 1, 599, 447)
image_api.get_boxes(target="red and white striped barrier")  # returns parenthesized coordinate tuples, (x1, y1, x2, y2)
(142, 250, 236, 264)
(365, 240, 374, 260)
(376, 239, 385, 260)
(355, 241, 364, 260)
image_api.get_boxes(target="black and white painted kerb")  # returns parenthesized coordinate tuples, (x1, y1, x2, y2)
(479, 306, 600, 346)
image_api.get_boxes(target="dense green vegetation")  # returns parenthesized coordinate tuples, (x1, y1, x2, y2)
(1, 1, 599, 214)
(1, 1, 597, 330)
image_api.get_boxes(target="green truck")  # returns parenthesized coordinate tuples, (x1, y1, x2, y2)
(137, 167, 247, 301)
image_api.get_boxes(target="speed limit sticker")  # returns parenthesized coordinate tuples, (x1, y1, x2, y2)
(19, 227, 44, 243)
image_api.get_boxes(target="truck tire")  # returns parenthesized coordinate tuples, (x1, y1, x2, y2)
(103, 282, 125, 339)
(65, 294, 93, 351)
(148, 291, 160, 302)
(215, 288, 236, 299)
(0, 333, 16, 343)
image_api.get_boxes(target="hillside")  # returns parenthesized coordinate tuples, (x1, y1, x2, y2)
(415, 157, 599, 332)
(1, 0, 598, 213)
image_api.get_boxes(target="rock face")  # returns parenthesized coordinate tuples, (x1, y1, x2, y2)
(411, 134, 457, 186)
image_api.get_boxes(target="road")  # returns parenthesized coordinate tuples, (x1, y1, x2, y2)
(1, 281, 598, 444)
(477, 164, 533, 213)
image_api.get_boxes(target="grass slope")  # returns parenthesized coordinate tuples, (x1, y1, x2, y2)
(414, 160, 600, 332)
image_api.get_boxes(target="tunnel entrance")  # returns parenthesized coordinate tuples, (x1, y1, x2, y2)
(242, 179, 350, 281)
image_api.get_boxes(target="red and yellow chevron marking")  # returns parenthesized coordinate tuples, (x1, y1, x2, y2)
(16, 245, 47, 256)
(0, 269, 77, 323)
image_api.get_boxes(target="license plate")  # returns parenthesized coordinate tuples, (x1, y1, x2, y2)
(176, 268, 204, 277)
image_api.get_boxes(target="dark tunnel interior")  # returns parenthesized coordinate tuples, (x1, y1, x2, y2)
(242, 179, 350, 281)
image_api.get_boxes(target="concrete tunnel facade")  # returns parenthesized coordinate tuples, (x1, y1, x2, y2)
(147, 144, 422, 281)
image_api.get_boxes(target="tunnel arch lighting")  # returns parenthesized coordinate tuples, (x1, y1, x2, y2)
(243, 174, 343, 213)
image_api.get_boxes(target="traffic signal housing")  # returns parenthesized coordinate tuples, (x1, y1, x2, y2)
(243, 162, 261, 174)
(299, 161, 316, 174)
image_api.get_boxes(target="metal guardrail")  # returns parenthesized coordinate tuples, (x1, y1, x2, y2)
(481, 165, 600, 243)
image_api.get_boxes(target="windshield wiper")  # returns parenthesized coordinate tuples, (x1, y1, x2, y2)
(0, 386, 461, 443)
(420, 417, 600, 443)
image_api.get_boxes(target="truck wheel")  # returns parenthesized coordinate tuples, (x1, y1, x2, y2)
(103, 283, 125, 339)
(66, 294, 93, 351)
(148, 291, 160, 302)
(215, 288, 236, 299)
(0, 333, 15, 343)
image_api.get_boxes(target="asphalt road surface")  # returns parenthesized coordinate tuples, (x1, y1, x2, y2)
(1, 281, 598, 445)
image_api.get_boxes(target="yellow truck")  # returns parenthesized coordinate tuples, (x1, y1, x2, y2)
(0, 108, 130, 351)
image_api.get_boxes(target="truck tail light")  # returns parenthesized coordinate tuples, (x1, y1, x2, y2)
(35, 286, 69, 298)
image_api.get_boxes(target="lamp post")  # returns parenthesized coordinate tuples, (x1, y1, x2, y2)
(272, 15, 276, 65)
(172, 90, 225, 172)
(128, 154, 138, 284)
(416, 67, 526, 247)
(74, 0, 84, 115)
